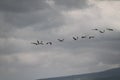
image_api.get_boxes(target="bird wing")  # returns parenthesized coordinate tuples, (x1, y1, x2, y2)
(31, 42, 37, 45)
(73, 37, 76, 40)
(37, 40, 40, 44)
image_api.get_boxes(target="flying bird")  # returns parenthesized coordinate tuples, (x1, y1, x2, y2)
(81, 35, 87, 38)
(37, 40, 40, 44)
(39, 41, 44, 45)
(31, 40, 40, 45)
(89, 36, 95, 39)
(99, 30, 105, 33)
(106, 28, 114, 31)
(46, 42, 52, 45)
(73, 36, 79, 40)
(31, 42, 38, 45)
(57, 39, 64, 42)
(92, 29, 99, 31)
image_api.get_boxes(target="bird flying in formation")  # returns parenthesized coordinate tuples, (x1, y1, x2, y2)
(92, 29, 99, 31)
(31, 40, 40, 45)
(31, 42, 38, 45)
(31, 40, 44, 45)
(106, 28, 114, 31)
(89, 36, 95, 39)
(73, 36, 79, 40)
(81, 35, 87, 38)
(39, 41, 44, 45)
(57, 39, 64, 42)
(46, 42, 52, 45)
(99, 30, 105, 33)
(31, 27, 115, 46)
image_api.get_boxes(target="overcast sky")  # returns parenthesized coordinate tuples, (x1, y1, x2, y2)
(0, 0, 120, 80)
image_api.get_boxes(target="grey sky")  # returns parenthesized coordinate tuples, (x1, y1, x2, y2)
(0, 0, 120, 80)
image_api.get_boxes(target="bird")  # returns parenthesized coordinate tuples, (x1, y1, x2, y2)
(46, 42, 52, 45)
(92, 29, 99, 31)
(31, 40, 40, 45)
(81, 35, 87, 38)
(37, 40, 40, 44)
(106, 28, 114, 31)
(99, 30, 105, 33)
(89, 36, 95, 39)
(57, 39, 64, 42)
(31, 42, 38, 45)
(39, 41, 44, 45)
(73, 36, 79, 40)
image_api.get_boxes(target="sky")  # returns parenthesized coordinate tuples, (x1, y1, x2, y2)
(0, 0, 120, 80)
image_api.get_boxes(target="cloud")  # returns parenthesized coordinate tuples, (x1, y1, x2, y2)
(0, 2, 64, 39)
(0, 0, 50, 13)
(3, 9, 63, 27)
(53, 0, 90, 10)
(0, 0, 120, 80)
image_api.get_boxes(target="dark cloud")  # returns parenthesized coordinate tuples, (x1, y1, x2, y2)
(3, 9, 63, 27)
(53, 0, 90, 10)
(0, 0, 62, 30)
(0, 0, 50, 13)
(0, 1, 64, 38)
(0, 12, 64, 39)
(0, 0, 89, 39)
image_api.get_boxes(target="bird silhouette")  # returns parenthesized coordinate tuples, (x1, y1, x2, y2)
(92, 29, 99, 31)
(31, 40, 40, 45)
(46, 42, 52, 45)
(31, 42, 38, 45)
(81, 35, 87, 38)
(73, 36, 78, 40)
(57, 39, 64, 42)
(106, 28, 114, 31)
(30, 27, 115, 47)
(37, 40, 40, 44)
(89, 36, 95, 39)
(99, 30, 105, 33)
(39, 41, 44, 45)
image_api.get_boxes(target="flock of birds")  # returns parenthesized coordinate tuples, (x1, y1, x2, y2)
(31, 28, 114, 45)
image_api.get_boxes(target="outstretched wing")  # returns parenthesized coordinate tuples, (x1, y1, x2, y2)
(106, 28, 113, 31)
(31, 42, 38, 45)
(99, 30, 105, 33)
(57, 39, 64, 42)
(73, 37, 76, 40)
(37, 40, 40, 44)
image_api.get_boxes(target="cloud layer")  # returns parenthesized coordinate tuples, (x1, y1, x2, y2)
(0, 0, 120, 80)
